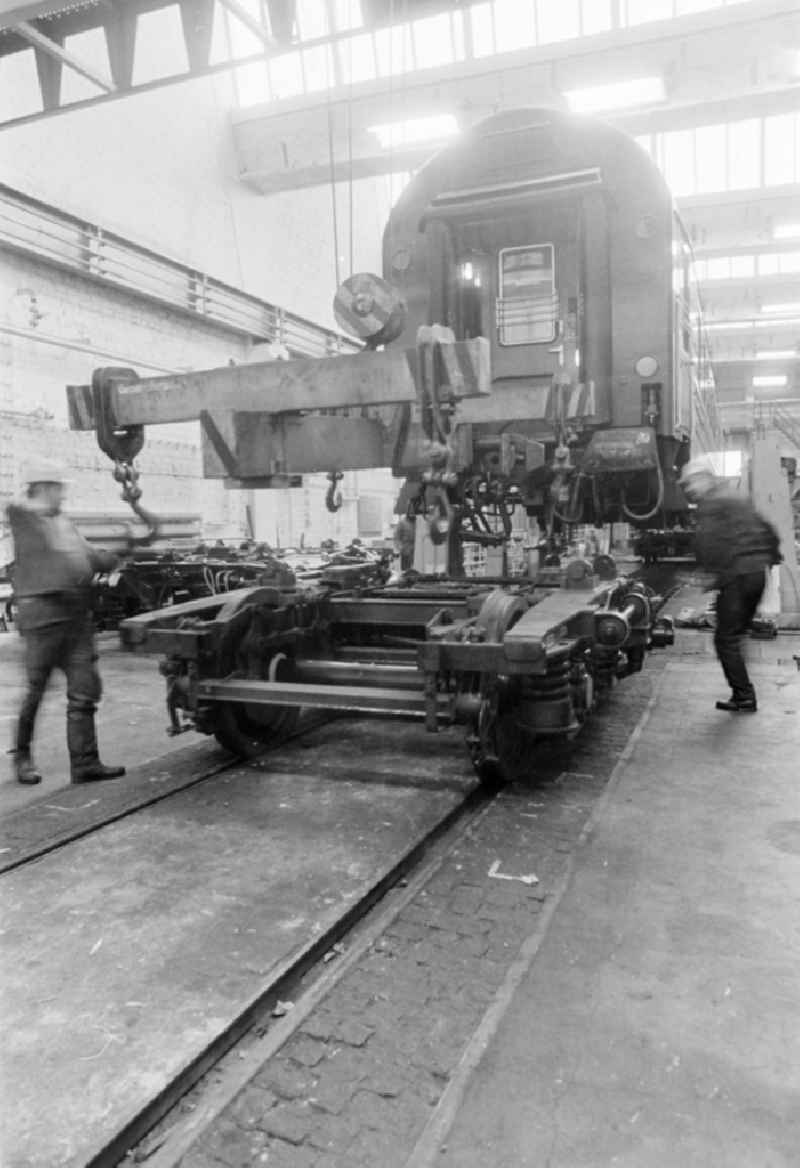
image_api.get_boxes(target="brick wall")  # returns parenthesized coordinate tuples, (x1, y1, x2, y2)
(0, 74, 402, 558)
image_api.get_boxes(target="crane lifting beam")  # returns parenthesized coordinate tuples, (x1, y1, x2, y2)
(67, 338, 491, 431)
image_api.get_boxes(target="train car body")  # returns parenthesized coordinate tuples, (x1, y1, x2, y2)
(382, 107, 714, 529)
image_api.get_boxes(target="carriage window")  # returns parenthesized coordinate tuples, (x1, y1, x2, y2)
(497, 245, 557, 345)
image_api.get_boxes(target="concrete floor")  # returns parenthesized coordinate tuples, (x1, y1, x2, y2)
(0, 717, 475, 1168)
(0, 630, 207, 813)
(435, 644, 800, 1168)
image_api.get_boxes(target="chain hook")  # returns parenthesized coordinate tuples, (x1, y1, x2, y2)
(325, 471, 344, 513)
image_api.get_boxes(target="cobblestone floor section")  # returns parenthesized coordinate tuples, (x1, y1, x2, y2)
(175, 655, 668, 1168)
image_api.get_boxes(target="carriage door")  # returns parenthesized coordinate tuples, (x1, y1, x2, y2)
(490, 201, 581, 394)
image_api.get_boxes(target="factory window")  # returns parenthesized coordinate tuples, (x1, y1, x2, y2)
(676, 0, 722, 12)
(451, 11, 467, 59)
(495, 0, 536, 52)
(764, 113, 799, 186)
(302, 45, 336, 93)
(705, 257, 732, 280)
(60, 30, 112, 103)
(647, 115, 800, 197)
(759, 251, 800, 275)
(223, 0, 776, 113)
(497, 245, 557, 346)
(727, 119, 760, 188)
(469, 3, 496, 58)
(411, 13, 457, 69)
(337, 33, 376, 84)
(214, 2, 263, 62)
(730, 255, 756, 278)
(537, 0, 580, 44)
(695, 123, 726, 194)
(663, 129, 696, 196)
(296, 0, 329, 40)
(332, 0, 364, 33)
(133, 6, 188, 84)
(373, 23, 415, 76)
(581, 0, 614, 34)
(623, 0, 674, 26)
(269, 51, 304, 100)
(234, 62, 271, 106)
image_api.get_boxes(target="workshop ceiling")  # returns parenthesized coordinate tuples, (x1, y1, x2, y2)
(1, 0, 799, 430)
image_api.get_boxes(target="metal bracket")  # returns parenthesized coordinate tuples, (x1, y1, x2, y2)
(91, 367, 144, 464)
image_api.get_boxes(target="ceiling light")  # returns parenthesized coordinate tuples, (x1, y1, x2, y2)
(773, 222, 800, 240)
(760, 302, 800, 314)
(752, 375, 788, 388)
(755, 349, 797, 360)
(564, 76, 665, 114)
(705, 317, 800, 330)
(368, 114, 458, 149)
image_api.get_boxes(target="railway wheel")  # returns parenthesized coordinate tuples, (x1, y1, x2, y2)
(468, 702, 531, 789)
(211, 589, 302, 758)
(213, 700, 299, 758)
(468, 591, 531, 787)
(213, 652, 300, 757)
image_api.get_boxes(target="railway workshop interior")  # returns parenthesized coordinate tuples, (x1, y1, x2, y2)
(1, 1, 799, 1166)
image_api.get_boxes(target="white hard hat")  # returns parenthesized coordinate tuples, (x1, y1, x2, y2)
(679, 454, 716, 483)
(23, 456, 68, 485)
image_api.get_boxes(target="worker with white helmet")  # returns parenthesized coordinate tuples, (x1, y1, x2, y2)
(679, 455, 782, 713)
(6, 457, 126, 785)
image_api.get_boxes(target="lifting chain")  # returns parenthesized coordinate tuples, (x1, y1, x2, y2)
(111, 459, 161, 547)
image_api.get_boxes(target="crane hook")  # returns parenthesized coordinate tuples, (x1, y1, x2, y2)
(325, 471, 344, 513)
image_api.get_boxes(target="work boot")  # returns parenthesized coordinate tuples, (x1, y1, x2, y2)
(71, 762, 126, 784)
(715, 695, 757, 713)
(14, 751, 42, 785)
(67, 705, 124, 782)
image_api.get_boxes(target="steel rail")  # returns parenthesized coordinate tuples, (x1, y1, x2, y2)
(0, 713, 331, 876)
(87, 780, 494, 1168)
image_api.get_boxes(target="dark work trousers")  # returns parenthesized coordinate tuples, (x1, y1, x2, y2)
(16, 612, 102, 768)
(714, 570, 767, 701)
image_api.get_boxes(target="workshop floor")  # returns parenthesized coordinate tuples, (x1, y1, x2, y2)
(0, 630, 206, 813)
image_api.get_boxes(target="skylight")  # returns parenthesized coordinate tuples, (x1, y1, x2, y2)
(761, 302, 800, 315)
(752, 375, 789, 387)
(368, 114, 459, 149)
(565, 76, 665, 114)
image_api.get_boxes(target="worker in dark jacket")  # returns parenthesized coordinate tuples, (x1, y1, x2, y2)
(7, 457, 126, 785)
(680, 455, 782, 713)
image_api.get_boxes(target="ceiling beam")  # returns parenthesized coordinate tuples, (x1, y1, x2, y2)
(32, 20, 61, 108)
(178, 0, 215, 71)
(13, 18, 115, 91)
(0, 1, 73, 27)
(103, 2, 137, 90)
(216, 0, 272, 47)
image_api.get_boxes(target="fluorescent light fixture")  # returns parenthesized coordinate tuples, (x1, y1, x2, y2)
(565, 76, 665, 114)
(752, 375, 788, 388)
(755, 349, 797, 360)
(368, 114, 458, 149)
(706, 317, 800, 330)
(761, 302, 800, 314)
(773, 222, 800, 240)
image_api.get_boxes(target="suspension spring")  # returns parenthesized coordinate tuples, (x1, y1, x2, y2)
(521, 650, 571, 701)
(591, 645, 619, 688)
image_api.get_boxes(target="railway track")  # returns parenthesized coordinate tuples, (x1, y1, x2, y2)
(114, 658, 665, 1168)
(3, 567, 691, 1168)
(97, 774, 494, 1168)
